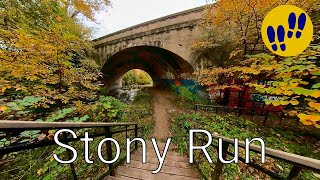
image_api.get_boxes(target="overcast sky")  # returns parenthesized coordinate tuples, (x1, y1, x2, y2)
(86, 0, 209, 39)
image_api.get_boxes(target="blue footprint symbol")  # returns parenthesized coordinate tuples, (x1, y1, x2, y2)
(267, 12, 307, 52)
(267, 25, 286, 51)
(288, 12, 306, 38)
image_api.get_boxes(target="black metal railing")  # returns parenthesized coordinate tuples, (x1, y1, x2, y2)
(0, 120, 139, 180)
(192, 133, 320, 180)
(192, 94, 291, 125)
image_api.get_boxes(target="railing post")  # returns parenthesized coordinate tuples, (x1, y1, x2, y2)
(134, 124, 138, 150)
(105, 127, 115, 176)
(287, 165, 302, 180)
(212, 141, 230, 180)
(125, 126, 128, 139)
(63, 133, 78, 180)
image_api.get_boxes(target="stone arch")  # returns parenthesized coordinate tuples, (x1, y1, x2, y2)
(101, 46, 193, 89)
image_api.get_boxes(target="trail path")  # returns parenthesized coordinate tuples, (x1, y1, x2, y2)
(150, 88, 173, 141)
(107, 88, 200, 180)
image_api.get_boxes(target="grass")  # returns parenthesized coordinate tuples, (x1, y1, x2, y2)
(170, 95, 320, 180)
(0, 90, 154, 180)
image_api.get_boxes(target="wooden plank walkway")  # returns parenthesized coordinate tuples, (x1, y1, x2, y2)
(106, 142, 200, 180)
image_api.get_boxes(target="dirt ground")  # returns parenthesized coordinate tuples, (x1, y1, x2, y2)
(149, 88, 174, 141)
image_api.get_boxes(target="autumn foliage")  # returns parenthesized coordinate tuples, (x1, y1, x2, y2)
(193, 0, 320, 127)
(0, 0, 106, 120)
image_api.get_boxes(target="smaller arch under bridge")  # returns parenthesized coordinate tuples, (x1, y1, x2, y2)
(92, 5, 206, 88)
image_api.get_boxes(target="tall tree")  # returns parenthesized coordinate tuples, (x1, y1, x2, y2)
(60, 0, 111, 20)
(0, 0, 102, 120)
(195, 1, 320, 127)
(193, 0, 317, 67)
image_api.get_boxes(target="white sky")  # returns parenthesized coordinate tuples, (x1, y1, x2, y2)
(86, 0, 209, 39)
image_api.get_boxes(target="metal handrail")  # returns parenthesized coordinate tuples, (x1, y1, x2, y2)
(0, 120, 138, 129)
(193, 133, 320, 180)
(212, 134, 320, 172)
(0, 120, 139, 180)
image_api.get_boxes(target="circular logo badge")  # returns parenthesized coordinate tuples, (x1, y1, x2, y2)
(261, 5, 313, 57)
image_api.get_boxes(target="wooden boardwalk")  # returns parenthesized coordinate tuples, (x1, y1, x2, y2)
(106, 142, 200, 180)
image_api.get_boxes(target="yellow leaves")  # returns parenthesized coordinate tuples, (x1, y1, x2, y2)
(309, 102, 320, 112)
(280, 100, 289, 105)
(56, 16, 63, 22)
(48, 130, 55, 140)
(289, 81, 298, 87)
(272, 100, 291, 106)
(273, 89, 283, 95)
(289, 100, 299, 106)
(50, 156, 55, 162)
(37, 168, 43, 176)
(0, 106, 8, 112)
(298, 113, 320, 125)
(279, 82, 287, 87)
(283, 91, 293, 96)
(272, 100, 281, 106)
(288, 110, 298, 116)
(310, 91, 320, 98)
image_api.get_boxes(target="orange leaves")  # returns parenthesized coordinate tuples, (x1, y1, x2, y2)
(298, 113, 320, 125)
(287, 110, 298, 116)
(310, 91, 320, 98)
(0, 106, 8, 112)
(309, 102, 320, 112)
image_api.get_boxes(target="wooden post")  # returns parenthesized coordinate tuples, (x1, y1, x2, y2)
(287, 165, 302, 180)
(212, 141, 230, 180)
(263, 111, 270, 126)
(134, 124, 138, 150)
(105, 127, 115, 176)
(63, 133, 77, 180)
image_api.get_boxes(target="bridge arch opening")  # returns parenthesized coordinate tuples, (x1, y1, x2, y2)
(101, 46, 193, 89)
(121, 69, 153, 87)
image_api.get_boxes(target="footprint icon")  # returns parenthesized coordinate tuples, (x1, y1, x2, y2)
(267, 12, 307, 52)
(262, 5, 312, 56)
(296, 13, 306, 38)
(287, 12, 306, 39)
(277, 25, 286, 51)
(288, 12, 296, 38)
(267, 26, 277, 51)
(267, 25, 286, 51)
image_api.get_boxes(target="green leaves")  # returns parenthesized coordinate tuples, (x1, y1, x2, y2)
(67, 115, 89, 122)
(0, 138, 10, 148)
(312, 83, 320, 89)
(4, 96, 43, 111)
(20, 130, 41, 143)
(46, 108, 75, 122)
(92, 96, 127, 122)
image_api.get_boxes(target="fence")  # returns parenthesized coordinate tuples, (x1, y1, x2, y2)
(192, 133, 320, 180)
(0, 120, 139, 179)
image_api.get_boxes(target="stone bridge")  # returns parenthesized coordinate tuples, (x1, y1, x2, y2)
(92, 6, 206, 88)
